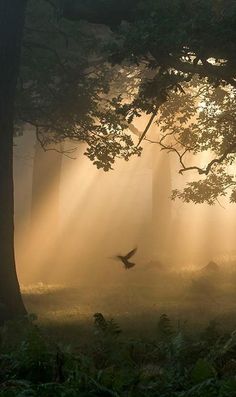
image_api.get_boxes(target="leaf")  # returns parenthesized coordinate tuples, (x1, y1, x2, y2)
(222, 330, 236, 354)
(191, 359, 216, 384)
(179, 379, 218, 397)
(219, 379, 236, 397)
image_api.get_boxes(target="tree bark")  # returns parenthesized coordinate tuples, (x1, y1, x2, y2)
(0, 0, 27, 323)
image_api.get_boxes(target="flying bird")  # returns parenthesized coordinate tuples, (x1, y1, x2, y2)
(116, 248, 137, 269)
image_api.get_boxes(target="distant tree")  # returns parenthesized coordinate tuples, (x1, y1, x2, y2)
(30, 139, 63, 280)
(152, 149, 172, 259)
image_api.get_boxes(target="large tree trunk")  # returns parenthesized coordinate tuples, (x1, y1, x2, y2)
(0, 0, 27, 323)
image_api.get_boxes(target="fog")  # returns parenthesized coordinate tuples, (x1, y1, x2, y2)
(13, 124, 236, 329)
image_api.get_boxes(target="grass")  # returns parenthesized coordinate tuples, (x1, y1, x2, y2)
(1, 266, 236, 396)
(21, 265, 236, 340)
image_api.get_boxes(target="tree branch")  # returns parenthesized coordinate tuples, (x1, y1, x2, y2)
(163, 56, 236, 87)
(137, 108, 159, 147)
(178, 143, 236, 175)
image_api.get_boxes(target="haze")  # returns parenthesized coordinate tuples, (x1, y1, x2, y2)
(12, 123, 236, 332)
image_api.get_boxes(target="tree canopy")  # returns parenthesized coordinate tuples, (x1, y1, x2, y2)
(103, 0, 236, 203)
(17, 0, 236, 200)
(17, 0, 141, 170)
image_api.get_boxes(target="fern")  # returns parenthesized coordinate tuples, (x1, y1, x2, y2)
(1, 314, 236, 397)
(157, 314, 173, 342)
(93, 313, 122, 337)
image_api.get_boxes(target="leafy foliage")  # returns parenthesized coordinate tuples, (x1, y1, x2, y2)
(17, 0, 142, 171)
(1, 314, 236, 396)
(105, 0, 236, 203)
(17, 0, 236, 198)
(158, 81, 236, 203)
(93, 313, 122, 337)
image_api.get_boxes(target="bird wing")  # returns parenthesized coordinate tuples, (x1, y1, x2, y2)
(125, 248, 137, 260)
(125, 261, 136, 269)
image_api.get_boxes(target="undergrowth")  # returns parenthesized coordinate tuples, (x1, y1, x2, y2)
(1, 313, 236, 396)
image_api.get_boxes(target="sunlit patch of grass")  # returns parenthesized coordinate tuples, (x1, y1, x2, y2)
(21, 282, 65, 295)
(19, 266, 236, 343)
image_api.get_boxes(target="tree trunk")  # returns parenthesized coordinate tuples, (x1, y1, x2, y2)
(152, 148, 172, 260)
(31, 139, 62, 234)
(0, 0, 27, 323)
(29, 139, 63, 283)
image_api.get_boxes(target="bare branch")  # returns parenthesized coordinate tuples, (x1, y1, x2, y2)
(35, 126, 77, 159)
(178, 143, 236, 175)
(137, 108, 159, 147)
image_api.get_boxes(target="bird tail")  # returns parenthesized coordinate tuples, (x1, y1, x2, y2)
(108, 256, 119, 261)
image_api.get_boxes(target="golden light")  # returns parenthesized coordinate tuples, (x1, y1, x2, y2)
(13, 119, 236, 292)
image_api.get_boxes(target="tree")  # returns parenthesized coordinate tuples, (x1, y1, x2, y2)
(158, 80, 236, 204)
(18, 1, 140, 170)
(0, 0, 140, 323)
(18, 0, 236, 205)
(105, 0, 236, 203)
(152, 148, 172, 260)
(30, 139, 63, 282)
(0, 1, 28, 322)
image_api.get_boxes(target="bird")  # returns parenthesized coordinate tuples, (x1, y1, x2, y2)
(116, 248, 138, 269)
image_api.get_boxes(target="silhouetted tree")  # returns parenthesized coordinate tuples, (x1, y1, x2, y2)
(0, 1, 28, 323)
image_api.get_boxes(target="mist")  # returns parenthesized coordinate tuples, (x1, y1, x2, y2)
(12, 123, 236, 332)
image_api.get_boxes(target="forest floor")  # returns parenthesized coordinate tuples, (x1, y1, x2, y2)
(1, 265, 236, 396)
(22, 264, 236, 342)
